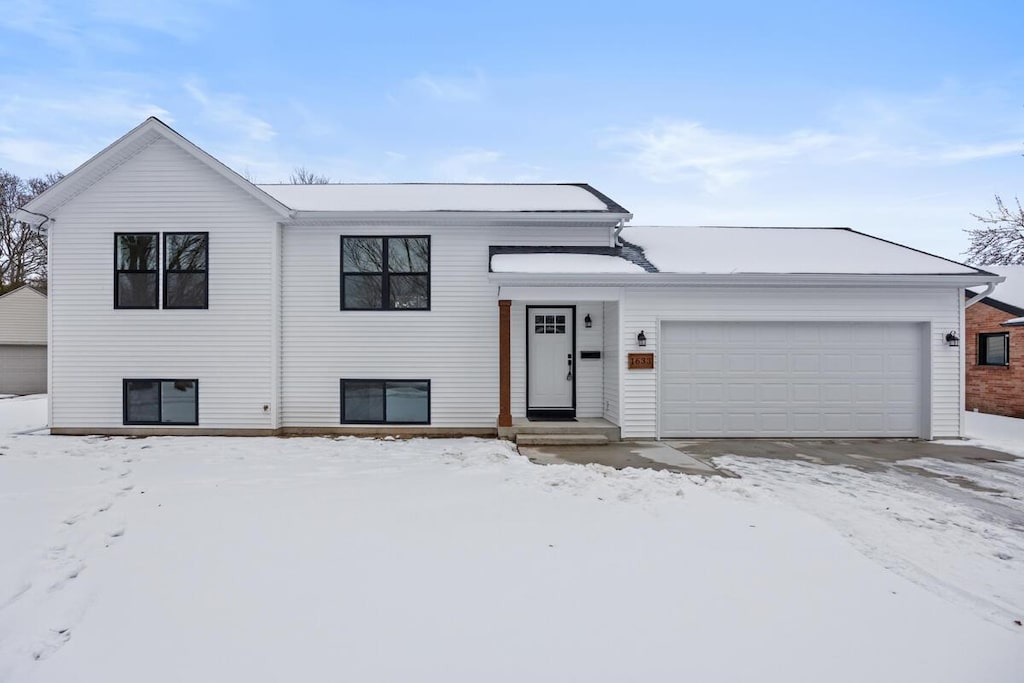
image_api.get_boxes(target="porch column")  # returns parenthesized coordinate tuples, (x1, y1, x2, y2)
(498, 299, 512, 427)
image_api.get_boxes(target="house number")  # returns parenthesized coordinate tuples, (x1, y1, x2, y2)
(627, 353, 655, 370)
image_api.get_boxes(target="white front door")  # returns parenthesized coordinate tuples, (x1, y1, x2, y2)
(527, 307, 574, 413)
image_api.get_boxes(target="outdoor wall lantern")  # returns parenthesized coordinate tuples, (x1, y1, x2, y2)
(584, 314, 592, 328)
(945, 331, 960, 347)
(637, 330, 647, 347)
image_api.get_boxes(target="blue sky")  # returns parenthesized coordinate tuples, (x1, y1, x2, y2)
(1, 0, 1021, 260)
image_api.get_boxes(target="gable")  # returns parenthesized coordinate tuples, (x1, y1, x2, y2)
(0, 286, 47, 344)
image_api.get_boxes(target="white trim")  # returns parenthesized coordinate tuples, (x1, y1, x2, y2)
(490, 273, 1004, 288)
(498, 286, 623, 301)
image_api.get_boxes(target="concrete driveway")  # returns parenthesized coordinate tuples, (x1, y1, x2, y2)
(520, 438, 1017, 478)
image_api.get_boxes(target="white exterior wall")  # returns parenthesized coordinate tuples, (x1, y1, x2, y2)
(49, 138, 280, 430)
(0, 287, 47, 344)
(619, 286, 962, 439)
(602, 300, 620, 424)
(281, 223, 611, 428)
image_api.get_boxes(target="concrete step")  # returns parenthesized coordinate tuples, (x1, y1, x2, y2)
(511, 422, 620, 440)
(516, 433, 610, 447)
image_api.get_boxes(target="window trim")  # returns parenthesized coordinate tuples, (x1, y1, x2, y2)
(978, 332, 1010, 366)
(163, 232, 210, 310)
(339, 235, 431, 311)
(339, 379, 431, 425)
(114, 232, 160, 309)
(123, 378, 200, 426)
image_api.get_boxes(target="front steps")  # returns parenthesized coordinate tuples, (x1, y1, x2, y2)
(515, 433, 609, 447)
(500, 417, 621, 446)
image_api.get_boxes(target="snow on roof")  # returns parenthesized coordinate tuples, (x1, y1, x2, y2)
(1003, 317, 1024, 326)
(255, 183, 620, 213)
(620, 226, 981, 275)
(971, 265, 1024, 310)
(491, 253, 646, 274)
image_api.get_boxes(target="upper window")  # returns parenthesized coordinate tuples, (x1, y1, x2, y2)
(978, 332, 1009, 366)
(341, 236, 430, 310)
(123, 379, 199, 425)
(164, 233, 209, 309)
(115, 233, 159, 309)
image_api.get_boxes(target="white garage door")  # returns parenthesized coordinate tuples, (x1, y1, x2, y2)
(0, 345, 47, 395)
(659, 322, 923, 437)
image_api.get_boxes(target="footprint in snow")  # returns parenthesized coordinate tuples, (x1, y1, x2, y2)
(49, 561, 85, 591)
(61, 514, 80, 526)
(33, 627, 72, 661)
(108, 528, 125, 539)
(118, 469, 131, 478)
(96, 502, 112, 514)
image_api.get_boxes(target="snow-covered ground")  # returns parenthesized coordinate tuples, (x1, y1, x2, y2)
(0, 397, 1021, 682)
(963, 411, 1024, 457)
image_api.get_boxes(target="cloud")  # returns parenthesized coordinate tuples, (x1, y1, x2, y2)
(410, 70, 486, 102)
(612, 116, 1023, 191)
(184, 80, 275, 142)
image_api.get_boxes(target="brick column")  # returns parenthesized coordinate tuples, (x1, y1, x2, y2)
(498, 299, 512, 427)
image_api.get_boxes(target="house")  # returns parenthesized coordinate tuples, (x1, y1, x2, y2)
(966, 266, 1024, 418)
(0, 285, 47, 395)
(16, 118, 1002, 439)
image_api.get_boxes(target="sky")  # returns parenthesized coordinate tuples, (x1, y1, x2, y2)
(0, 0, 1021, 261)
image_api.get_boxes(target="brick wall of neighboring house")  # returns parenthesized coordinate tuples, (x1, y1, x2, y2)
(965, 300, 1024, 418)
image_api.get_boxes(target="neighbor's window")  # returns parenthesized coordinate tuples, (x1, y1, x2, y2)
(123, 379, 199, 425)
(341, 236, 430, 310)
(115, 233, 159, 308)
(164, 233, 209, 309)
(978, 332, 1009, 366)
(340, 379, 430, 424)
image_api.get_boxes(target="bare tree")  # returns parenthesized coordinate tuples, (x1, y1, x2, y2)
(0, 169, 63, 295)
(289, 166, 330, 184)
(965, 195, 1024, 265)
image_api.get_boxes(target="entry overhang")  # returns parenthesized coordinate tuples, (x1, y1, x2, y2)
(498, 286, 623, 302)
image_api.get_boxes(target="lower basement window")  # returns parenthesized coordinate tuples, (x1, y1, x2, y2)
(123, 379, 199, 425)
(340, 379, 430, 424)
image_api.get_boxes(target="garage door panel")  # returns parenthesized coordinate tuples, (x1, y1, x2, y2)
(0, 345, 47, 395)
(659, 322, 922, 437)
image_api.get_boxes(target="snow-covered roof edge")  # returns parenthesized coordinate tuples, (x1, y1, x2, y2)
(17, 117, 292, 224)
(843, 227, 998, 278)
(489, 245, 657, 273)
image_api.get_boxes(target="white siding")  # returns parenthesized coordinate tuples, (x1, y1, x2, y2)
(282, 224, 611, 427)
(620, 286, 962, 439)
(602, 300, 620, 424)
(49, 137, 280, 430)
(575, 304, 603, 417)
(0, 287, 46, 344)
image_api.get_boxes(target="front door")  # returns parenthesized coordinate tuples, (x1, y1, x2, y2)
(527, 307, 575, 417)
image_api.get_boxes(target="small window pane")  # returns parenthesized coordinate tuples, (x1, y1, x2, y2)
(343, 238, 384, 273)
(344, 275, 383, 309)
(535, 316, 543, 325)
(388, 237, 429, 273)
(556, 315, 565, 324)
(555, 324, 566, 333)
(161, 380, 196, 424)
(125, 380, 160, 423)
(117, 234, 157, 270)
(535, 325, 544, 333)
(165, 273, 208, 308)
(389, 274, 429, 309)
(344, 381, 384, 422)
(984, 335, 1007, 365)
(385, 381, 429, 423)
(165, 234, 208, 270)
(117, 273, 157, 308)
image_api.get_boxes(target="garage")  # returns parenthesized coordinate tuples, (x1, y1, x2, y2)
(0, 345, 47, 395)
(659, 321, 924, 438)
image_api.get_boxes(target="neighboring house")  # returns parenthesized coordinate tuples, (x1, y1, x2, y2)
(16, 118, 1001, 439)
(0, 285, 47, 395)
(966, 266, 1024, 418)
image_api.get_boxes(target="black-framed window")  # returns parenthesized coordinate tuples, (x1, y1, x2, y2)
(978, 332, 1009, 366)
(340, 379, 430, 424)
(115, 233, 159, 308)
(123, 379, 199, 425)
(341, 236, 430, 310)
(164, 233, 209, 309)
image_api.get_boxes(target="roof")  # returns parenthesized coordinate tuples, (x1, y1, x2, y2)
(17, 118, 291, 223)
(256, 183, 628, 214)
(0, 284, 46, 302)
(620, 226, 989, 275)
(967, 266, 1024, 319)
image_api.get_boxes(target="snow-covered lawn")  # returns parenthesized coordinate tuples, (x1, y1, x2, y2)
(0, 398, 1021, 682)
